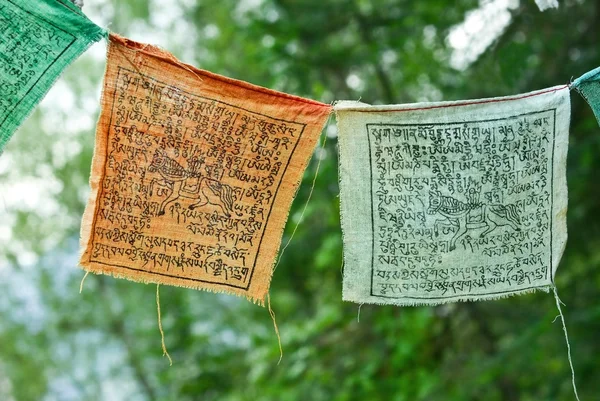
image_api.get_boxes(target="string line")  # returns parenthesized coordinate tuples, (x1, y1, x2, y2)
(273, 125, 329, 273)
(553, 286, 581, 401)
(267, 293, 283, 365)
(79, 271, 90, 294)
(156, 284, 173, 366)
(339, 85, 569, 113)
(357, 303, 363, 323)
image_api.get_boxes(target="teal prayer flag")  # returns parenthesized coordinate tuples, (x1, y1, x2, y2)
(0, 0, 106, 154)
(572, 66, 600, 126)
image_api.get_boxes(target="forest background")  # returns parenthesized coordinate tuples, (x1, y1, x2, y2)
(0, 0, 599, 400)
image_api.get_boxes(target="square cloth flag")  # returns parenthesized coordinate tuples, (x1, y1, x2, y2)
(80, 34, 332, 304)
(0, 0, 105, 153)
(336, 86, 570, 306)
(572, 66, 600, 126)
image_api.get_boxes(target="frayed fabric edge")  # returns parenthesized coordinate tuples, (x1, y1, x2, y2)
(343, 285, 553, 307)
(572, 83, 600, 127)
(108, 33, 333, 109)
(78, 36, 111, 272)
(78, 264, 268, 306)
(571, 66, 600, 88)
(334, 105, 351, 292)
(259, 110, 333, 302)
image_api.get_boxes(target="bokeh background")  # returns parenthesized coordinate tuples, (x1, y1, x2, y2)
(1, 0, 599, 400)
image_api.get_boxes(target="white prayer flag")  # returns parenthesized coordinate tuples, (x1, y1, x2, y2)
(335, 86, 570, 306)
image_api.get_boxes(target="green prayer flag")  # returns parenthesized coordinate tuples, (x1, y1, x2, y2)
(572, 66, 600, 126)
(0, 0, 106, 154)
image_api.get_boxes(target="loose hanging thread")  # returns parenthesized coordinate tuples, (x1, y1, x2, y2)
(81, 275, 174, 366)
(267, 293, 283, 365)
(272, 118, 330, 274)
(79, 271, 90, 294)
(265, 120, 330, 365)
(156, 284, 173, 366)
(552, 286, 581, 401)
(265, 121, 332, 364)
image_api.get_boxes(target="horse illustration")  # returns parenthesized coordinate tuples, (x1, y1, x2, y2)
(427, 190, 521, 251)
(148, 149, 235, 217)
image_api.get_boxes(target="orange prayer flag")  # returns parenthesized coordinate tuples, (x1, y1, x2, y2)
(80, 34, 332, 304)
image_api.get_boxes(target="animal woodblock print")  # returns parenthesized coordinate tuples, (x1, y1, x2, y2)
(335, 86, 569, 306)
(80, 34, 332, 304)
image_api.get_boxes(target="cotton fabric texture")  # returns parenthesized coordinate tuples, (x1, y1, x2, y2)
(336, 86, 569, 306)
(0, 0, 105, 154)
(80, 34, 332, 304)
(572, 66, 600, 126)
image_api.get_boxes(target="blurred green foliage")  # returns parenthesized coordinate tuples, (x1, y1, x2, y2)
(0, 0, 599, 400)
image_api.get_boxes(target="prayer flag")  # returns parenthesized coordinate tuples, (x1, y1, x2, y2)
(0, 0, 105, 153)
(336, 86, 569, 306)
(80, 34, 332, 304)
(572, 66, 600, 126)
